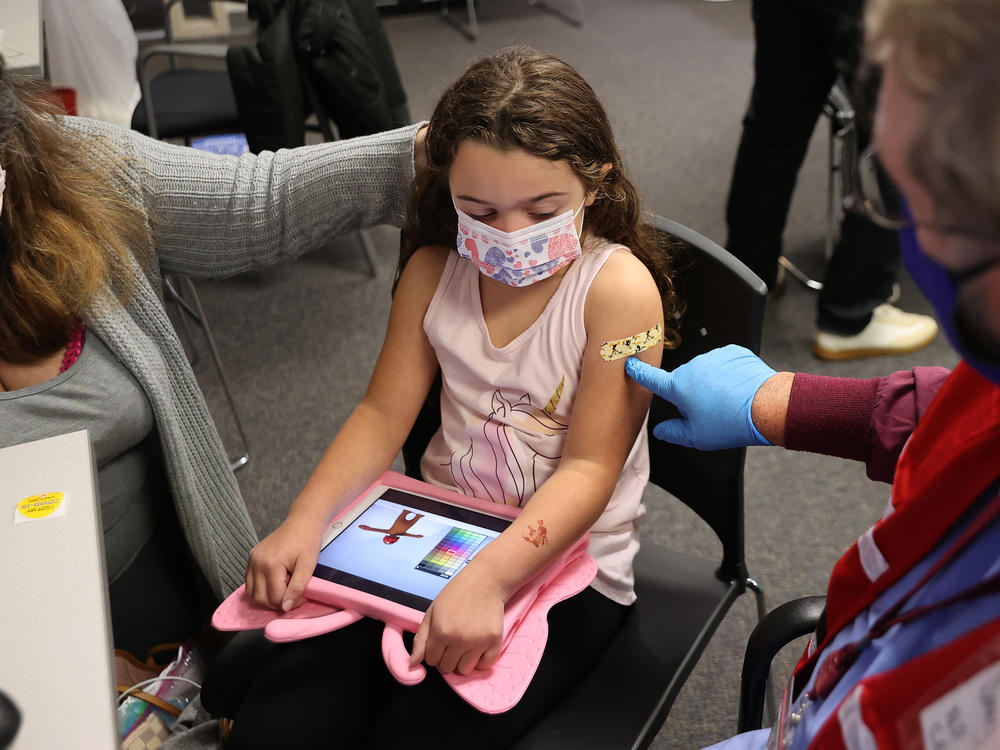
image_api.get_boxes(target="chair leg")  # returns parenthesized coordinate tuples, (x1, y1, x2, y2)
(165, 276, 201, 367)
(826, 121, 838, 263)
(746, 577, 777, 727)
(825, 78, 856, 264)
(441, 0, 479, 40)
(357, 229, 380, 279)
(528, 0, 585, 27)
(168, 275, 251, 471)
(777, 256, 824, 292)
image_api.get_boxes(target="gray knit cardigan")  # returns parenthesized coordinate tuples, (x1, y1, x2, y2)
(68, 116, 419, 599)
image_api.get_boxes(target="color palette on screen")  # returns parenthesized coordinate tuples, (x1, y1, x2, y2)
(416, 527, 488, 579)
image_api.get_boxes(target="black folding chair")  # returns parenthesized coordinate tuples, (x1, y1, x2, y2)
(403, 215, 770, 748)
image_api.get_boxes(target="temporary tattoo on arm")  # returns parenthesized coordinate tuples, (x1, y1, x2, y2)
(523, 520, 549, 548)
(600, 323, 663, 362)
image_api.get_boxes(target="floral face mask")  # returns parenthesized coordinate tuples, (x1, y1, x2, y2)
(454, 199, 585, 287)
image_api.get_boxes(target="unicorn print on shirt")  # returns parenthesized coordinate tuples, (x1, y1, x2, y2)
(441, 375, 569, 506)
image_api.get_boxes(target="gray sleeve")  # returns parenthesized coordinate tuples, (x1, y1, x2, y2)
(66, 117, 419, 277)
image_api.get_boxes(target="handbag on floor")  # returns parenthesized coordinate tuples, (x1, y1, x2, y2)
(116, 642, 205, 748)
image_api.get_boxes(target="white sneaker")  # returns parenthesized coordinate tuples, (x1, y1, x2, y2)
(813, 304, 939, 360)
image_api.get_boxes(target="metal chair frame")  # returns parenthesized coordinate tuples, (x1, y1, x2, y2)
(778, 77, 856, 294)
(441, 0, 584, 40)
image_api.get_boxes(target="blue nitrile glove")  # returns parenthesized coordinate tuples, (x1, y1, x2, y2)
(625, 344, 776, 450)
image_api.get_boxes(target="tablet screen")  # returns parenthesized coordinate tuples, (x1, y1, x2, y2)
(314, 487, 512, 612)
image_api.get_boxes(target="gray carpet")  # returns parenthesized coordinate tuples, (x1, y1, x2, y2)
(172, 1, 960, 746)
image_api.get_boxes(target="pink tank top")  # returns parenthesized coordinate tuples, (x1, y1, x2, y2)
(421, 237, 649, 605)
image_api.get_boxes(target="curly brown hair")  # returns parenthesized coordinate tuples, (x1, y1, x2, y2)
(0, 59, 147, 364)
(398, 46, 681, 347)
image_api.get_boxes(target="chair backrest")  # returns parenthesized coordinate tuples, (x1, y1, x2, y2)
(646, 215, 766, 581)
(402, 216, 766, 581)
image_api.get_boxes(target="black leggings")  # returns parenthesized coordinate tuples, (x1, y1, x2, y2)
(217, 587, 627, 750)
(108, 512, 211, 657)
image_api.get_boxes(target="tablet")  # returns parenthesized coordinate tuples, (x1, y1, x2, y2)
(313, 484, 514, 612)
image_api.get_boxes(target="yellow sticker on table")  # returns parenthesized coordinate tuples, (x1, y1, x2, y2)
(15, 492, 67, 524)
(600, 323, 663, 362)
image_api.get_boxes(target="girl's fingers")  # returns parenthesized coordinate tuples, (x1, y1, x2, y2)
(423, 631, 446, 669)
(435, 644, 463, 675)
(477, 642, 502, 671)
(283, 552, 316, 611)
(410, 619, 429, 668)
(456, 648, 484, 676)
(253, 569, 274, 608)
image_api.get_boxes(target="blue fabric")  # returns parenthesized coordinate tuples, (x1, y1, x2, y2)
(703, 728, 771, 750)
(897, 206, 1000, 385)
(702, 493, 1000, 749)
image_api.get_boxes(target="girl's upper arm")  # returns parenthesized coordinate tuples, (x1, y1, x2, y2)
(562, 250, 665, 485)
(126, 122, 421, 277)
(359, 245, 450, 445)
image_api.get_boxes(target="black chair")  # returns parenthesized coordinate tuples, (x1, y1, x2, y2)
(131, 0, 243, 143)
(738, 596, 826, 733)
(402, 215, 769, 749)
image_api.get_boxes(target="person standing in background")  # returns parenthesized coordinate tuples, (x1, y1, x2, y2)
(726, 0, 938, 360)
(630, 0, 1000, 745)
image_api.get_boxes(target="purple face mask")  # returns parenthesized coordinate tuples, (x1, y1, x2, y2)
(898, 202, 1000, 385)
(454, 200, 585, 288)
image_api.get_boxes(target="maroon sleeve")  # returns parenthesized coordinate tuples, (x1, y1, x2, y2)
(784, 367, 951, 484)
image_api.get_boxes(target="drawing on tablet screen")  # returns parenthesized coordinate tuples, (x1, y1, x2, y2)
(358, 510, 425, 545)
(416, 527, 489, 578)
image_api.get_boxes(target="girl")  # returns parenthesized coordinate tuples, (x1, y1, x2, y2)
(229, 46, 681, 748)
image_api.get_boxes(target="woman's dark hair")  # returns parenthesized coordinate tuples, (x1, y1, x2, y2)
(0, 57, 146, 364)
(398, 46, 681, 346)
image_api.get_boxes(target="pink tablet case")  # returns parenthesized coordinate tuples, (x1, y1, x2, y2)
(212, 471, 597, 714)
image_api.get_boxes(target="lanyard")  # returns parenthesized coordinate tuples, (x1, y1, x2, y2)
(797, 479, 1000, 703)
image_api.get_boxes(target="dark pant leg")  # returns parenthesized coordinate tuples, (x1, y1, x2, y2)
(108, 512, 211, 657)
(227, 618, 397, 750)
(200, 630, 277, 720)
(816, 124, 901, 334)
(725, 0, 840, 290)
(364, 588, 628, 750)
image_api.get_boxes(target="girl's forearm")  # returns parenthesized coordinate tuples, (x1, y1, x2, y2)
(286, 402, 410, 529)
(463, 461, 616, 601)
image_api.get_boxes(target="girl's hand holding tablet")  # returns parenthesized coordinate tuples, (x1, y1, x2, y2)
(411, 565, 506, 675)
(245, 511, 324, 612)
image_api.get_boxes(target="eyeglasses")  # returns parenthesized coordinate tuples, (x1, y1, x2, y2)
(841, 144, 910, 230)
(842, 145, 999, 240)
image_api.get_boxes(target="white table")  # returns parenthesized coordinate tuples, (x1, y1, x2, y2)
(0, 430, 118, 750)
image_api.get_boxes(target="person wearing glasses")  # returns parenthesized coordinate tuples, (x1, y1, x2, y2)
(631, 0, 1000, 747)
(726, 0, 938, 360)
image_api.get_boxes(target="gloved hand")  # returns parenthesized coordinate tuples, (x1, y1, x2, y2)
(625, 344, 777, 450)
